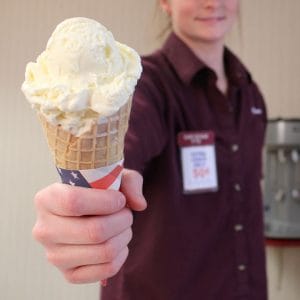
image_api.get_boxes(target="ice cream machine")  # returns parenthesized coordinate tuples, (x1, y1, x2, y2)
(263, 119, 300, 239)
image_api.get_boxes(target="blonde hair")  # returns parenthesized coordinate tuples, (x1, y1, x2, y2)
(154, 0, 172, 40)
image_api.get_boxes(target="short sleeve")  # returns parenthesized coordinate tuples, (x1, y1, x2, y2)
(251, 80, 268, 180)
(124, 58, 168, 174)
(253, 81, 268, 132)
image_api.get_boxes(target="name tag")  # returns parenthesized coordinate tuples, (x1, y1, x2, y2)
(178, 131, 218, 194)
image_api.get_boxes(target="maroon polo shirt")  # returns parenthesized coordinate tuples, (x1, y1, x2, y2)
(102, 33, 268, 300)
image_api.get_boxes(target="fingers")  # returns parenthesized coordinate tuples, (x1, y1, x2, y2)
(46, 227, 132, 270)
(63, 247, 129, 284)
(35, 183, 126, 217)
(32, 173, 146, 285)
(120, 169, 147, 211)
(33, 207, 133, 245)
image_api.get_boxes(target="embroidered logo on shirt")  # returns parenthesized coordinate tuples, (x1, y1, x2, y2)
(251, 107, 263, 115)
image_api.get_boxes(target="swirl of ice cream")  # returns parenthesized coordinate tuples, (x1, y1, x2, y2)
(22, 17, 142, 136)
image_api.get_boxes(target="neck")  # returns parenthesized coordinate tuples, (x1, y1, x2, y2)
(177, 33, 225, 77)
(175, 32, 227, 93)
(194, 43, 225, 79)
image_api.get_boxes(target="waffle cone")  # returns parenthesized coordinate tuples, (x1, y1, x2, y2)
(39, 99, 132, 170)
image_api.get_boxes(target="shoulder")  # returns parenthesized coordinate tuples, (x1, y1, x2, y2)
(226, 48, 265, 97)
(130, 50, 169, 115)
(133, 50, 173, 104)
(141, 50, 168, 72)
(226, 48, 268, 120)
(138, 50, 172, 86)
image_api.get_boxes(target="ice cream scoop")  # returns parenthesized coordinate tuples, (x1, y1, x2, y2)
(22, 17, 142, 136)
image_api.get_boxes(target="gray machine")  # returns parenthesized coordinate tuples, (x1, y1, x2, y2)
(264, 119, 300, 239)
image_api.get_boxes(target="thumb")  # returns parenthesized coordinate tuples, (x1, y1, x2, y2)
(120, 169, 147, 211)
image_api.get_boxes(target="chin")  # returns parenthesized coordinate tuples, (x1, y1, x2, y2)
(192, 24, 230, 42)
(191, 32, 226, 44)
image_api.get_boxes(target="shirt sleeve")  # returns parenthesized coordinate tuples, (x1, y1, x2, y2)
(252, 80, 268, 180)
(253, 81, 268, 133)
(124, 58, 168, 174)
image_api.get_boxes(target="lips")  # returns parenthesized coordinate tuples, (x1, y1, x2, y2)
(195, 16, 226, 23)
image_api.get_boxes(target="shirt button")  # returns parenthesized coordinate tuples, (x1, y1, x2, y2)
(234, 183, 241, 191)
(234, 224, 244, 231)
(238, 264, 246, 271)
(231, 144, 239, 152)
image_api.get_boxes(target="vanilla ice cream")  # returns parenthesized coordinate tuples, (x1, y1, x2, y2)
(22, 17, 142, 136)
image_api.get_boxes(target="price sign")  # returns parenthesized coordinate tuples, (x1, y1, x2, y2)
(178, 131, 218, 194)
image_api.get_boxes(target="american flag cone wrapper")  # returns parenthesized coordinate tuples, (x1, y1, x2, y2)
(38, 98, 132, 286)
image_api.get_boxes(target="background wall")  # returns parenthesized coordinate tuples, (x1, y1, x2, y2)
(0, 0, 299, 299)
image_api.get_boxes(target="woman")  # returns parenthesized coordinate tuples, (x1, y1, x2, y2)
(34, 1, 268, 299)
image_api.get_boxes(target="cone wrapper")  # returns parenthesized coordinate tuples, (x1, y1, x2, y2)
(56, 160, 124, 190)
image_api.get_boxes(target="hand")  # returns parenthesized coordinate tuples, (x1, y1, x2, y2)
(32, 169, 146, 284)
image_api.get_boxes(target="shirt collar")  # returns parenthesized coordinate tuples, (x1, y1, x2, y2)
(162, 32, 206, 85)
(161, 32, 250, 86)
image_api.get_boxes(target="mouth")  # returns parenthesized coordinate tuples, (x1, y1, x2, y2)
(195, 16, 226, 24)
